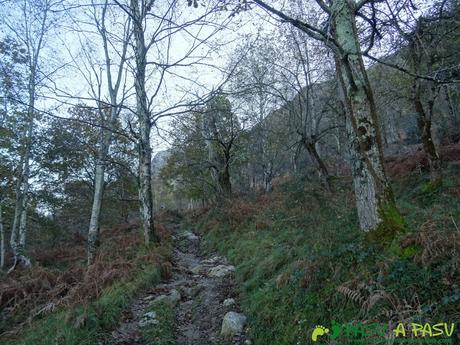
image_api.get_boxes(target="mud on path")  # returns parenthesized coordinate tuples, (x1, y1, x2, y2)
(102, 225, 250, 345)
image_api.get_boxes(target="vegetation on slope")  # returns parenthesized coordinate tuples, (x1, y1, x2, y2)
(0, 220, 173, 345)
(190, 164, 460, 345)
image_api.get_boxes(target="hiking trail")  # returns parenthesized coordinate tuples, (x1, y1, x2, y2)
(101, 224, 250, 345)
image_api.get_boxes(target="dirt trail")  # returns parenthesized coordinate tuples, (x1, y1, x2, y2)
(102, 225, 249, 345)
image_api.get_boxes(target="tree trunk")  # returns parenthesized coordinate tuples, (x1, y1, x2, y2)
(86, 0, 129, 264)
(10, 159, 24, 261)
(87, 154, 105, 265)
(138, 135, 156, 244)
(444, 86, 459, 129)
(10, 80, 34, 271)
(263, 162, 273, 193)
(18, 153, 30, 251)
(414, 87, 442, 188)
(332, 0, 403, 234)
(219, 164, 232, 196)
(0, 203, 4, 269)
(202, 108, 232, 198)
(14, 135, 32, 270)
(7, 0, 52, 271)
(132, 0, 156, 244)
(304, 140, 332, 191)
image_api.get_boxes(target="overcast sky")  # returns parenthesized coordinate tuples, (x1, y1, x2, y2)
(0, 0, 434, 155)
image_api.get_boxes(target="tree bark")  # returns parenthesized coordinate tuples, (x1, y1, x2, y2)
(131, 0, 156, 244)
(414, 83, 442, 188)
(7, 0, 50, 271)
(10, 72, 35, 271)
(202, 108, 233, 198)
(0, 202, 4, 269)
(219, 162, 232, 196)
(263, 162, 273, 193)
(409, 22, 443, 189)
(87, 153, 105, 265)
(252, 0, 403, 235)
(87, 1, 129, 265)
(332, 0, 402, 233)
(304, 140, 332, 191)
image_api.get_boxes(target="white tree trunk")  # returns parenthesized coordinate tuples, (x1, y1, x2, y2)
(7, 0, 50, 271)
(87, 157, 105, 265)
(132, 0, 156, 244)
(332, 0, 402, 233)
(138, 135, 155, 244)
(86, 0, 129, 264)
(18, 155, 30, 250)
(10, 79, 35, 270)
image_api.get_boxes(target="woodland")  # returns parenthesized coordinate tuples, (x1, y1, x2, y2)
(0, 0, 459, 344)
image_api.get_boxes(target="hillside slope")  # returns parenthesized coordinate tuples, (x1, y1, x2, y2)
(189, 160, 460, 345)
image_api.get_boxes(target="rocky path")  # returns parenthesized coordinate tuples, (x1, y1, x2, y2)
(102, 227, 250, 345)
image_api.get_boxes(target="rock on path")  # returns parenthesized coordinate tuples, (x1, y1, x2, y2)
(221, 312, 247, 338)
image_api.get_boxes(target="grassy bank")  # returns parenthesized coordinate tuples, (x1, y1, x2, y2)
(1, 219, 175, 345)
(5, 264, 162, 345)
(190, 166, 460, 345)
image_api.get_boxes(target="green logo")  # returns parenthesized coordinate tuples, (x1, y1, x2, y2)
(311, 325, 330, 342)
(310, 321, 457, 344)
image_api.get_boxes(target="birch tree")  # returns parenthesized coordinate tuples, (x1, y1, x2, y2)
(128, 0, 157, 244)
(0, 36, 28, 270)
(114, 0, 225, 243)
(81, 0, 131, 265)
(244, 0, 404, 233)
(2, 0, 60, 270)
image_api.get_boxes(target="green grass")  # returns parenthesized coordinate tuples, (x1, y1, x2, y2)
(3, 265, 162, 345)
(191, 166, 460, 345)
(141, 301, 175, 345)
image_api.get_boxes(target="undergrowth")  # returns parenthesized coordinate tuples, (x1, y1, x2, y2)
(4, 265, 162, 345)
(189, 165, 460, 345)
(0, 219, 174, 344)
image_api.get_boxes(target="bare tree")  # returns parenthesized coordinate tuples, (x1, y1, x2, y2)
(114, 0, 225, 243)
(245, 0, 404, 233)
(385, 1, 460, 188)
(81, 0, 132, 265)
(201, 94, 241, 197)
(2, 0, 61, 270)
(228, 40, 281, 193)
(277, 31, 338, 191)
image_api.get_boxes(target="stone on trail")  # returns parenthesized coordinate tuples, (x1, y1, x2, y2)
(190, 264, 204, 274)
(139, 311, 159, 327)
(143, 311, 157, 318)
(223, 298, 235, 307)
(221, 311, 247, 337)
(152, 289, 181, 307)
(201, 255, 223, 265)
(208, 265, 235, 278)
(182, 231, 199, 241)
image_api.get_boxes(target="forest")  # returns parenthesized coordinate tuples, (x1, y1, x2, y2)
(0, 0, 459, 344)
